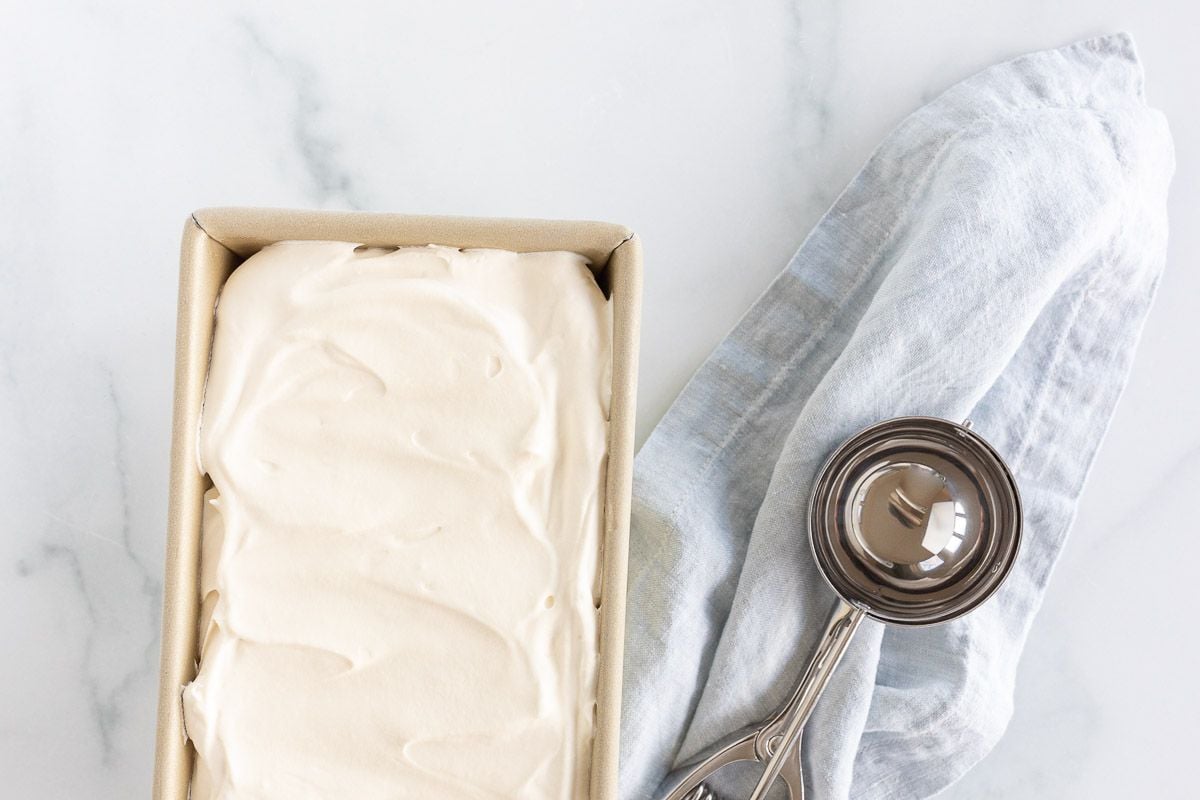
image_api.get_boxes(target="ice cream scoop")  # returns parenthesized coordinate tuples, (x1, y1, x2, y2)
(660, 416, 1022, 800)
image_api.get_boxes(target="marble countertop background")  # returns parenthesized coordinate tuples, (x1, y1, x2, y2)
(2, 1, 1195, 797)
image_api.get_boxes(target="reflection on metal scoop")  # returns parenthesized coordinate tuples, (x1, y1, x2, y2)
(658, 417, 1022, 800)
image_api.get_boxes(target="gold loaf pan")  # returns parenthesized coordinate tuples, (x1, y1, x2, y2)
(153, 207, 642, 800)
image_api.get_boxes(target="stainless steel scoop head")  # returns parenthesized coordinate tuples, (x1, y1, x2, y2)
(811, 416, 1022, 624)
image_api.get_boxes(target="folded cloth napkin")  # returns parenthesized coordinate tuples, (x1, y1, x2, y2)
(620, 33, 1173, 800)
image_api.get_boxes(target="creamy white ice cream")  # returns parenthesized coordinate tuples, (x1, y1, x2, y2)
(182, 241, 611, 799)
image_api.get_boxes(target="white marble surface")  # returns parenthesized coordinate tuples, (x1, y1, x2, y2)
(1, 2, 1195, 797)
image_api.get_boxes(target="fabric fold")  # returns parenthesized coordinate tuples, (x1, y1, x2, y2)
(621, 32, 1173, 800)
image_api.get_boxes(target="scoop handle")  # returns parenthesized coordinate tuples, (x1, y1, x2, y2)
(748, 599, 866, 800)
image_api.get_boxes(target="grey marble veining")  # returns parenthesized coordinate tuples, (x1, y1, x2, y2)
(783, 0, 845, 216)
(236, 17, 369, 210)
(1, 1, 1196, 797)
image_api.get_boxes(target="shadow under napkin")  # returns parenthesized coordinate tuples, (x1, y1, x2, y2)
(620, 32, 1173, 800)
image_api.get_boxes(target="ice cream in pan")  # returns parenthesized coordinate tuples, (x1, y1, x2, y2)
(182, 240, 612, 799)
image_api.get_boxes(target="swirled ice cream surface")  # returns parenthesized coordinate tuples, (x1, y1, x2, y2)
(181, 241, 611, 799)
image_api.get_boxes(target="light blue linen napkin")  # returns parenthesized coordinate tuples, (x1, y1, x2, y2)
(620, 33, 1173, 800)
